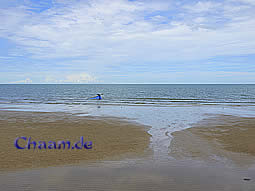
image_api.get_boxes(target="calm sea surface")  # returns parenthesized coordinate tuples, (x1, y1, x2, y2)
(0, 84, 255, 106)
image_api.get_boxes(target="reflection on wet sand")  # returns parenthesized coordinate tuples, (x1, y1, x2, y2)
(170, 115, 255, 167)
(0, 160, 254, 191)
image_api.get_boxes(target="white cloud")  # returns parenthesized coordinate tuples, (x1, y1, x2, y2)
(9, 78, 32, 84)
(183, 1, 221, 13)
(44, 73, 98, 83)
(0, 0, 255, 69)
(63, 73, 98, 83)
(228, 0, 255, 5)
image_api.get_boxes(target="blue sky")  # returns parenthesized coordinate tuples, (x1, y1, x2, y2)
(0, 0, 255, 84)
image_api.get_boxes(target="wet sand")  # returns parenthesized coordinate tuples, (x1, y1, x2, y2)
(0, 111, 151, 171)
(170, 115, 255, 166)
(0, 159, 255, 191)
(1, 111, 255, 190)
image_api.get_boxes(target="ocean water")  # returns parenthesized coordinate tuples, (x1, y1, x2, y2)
(1, 84, 255, 106)
(1, 84, 255, 158)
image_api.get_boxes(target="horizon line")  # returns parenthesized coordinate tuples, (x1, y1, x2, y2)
(1, 83, 255, 85)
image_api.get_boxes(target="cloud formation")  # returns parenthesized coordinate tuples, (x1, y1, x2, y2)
(10, 78, 33, 84)
(0, 0, 255, 83)
(47, 73, 98, 83)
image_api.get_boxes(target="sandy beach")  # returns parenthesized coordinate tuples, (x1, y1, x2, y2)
(0, 110, 151, 171)
(170, 114, 255, 166)
(0, 111, 255, 190)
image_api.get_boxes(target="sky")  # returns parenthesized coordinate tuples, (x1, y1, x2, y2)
(0, 0, 255, 84)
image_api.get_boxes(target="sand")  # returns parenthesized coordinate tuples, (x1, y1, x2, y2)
(1, 112, 255, 190)
(170, 114, 255, 166)
(0, 111, 151, 171)
(1, 161, 255, 191)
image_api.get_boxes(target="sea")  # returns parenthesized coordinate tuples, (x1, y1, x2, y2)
(1, 84, 255, 157)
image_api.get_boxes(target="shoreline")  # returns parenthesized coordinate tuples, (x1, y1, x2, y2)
(0, 110, 151, 171)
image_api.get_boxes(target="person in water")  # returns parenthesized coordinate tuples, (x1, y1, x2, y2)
(90, 94, 102, 100)
(97, 94, 102, 100)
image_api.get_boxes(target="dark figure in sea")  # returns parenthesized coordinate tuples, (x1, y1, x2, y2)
(97, 94, 102, 100)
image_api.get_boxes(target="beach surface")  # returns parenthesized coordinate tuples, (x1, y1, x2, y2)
(1, 111, 255, 190)
(1, 160, 255, 191)
(0, 110, 151, 171)
(170, 114, 255, 166)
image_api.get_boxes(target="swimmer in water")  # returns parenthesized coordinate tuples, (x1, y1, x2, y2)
(97, 94, 102, 100)
(89, 94, 102, 100)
